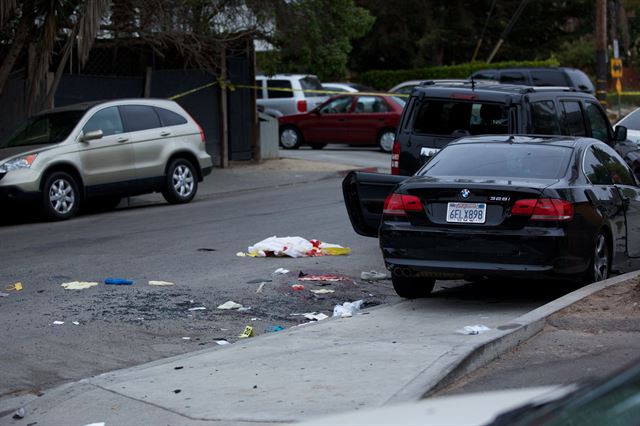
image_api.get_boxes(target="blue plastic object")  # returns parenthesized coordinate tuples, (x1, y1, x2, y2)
(104, 278, 134, 285)
(265, 325, 285, 333)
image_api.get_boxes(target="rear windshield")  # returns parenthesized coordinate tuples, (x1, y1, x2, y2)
(565, 69, 595, 92)
(2, 110, 84, 147)
(418, 143, 572, 179)
(413, 101, 509, 136)
(299, 76, 325, 97)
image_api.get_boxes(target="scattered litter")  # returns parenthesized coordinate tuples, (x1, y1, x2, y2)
(310, 289, 335, 295)
(83, 423, 105, 426)
(238, 306, 252, 312)
(136, 317, 144, 321)
(248, 278, 272, 284)
(52, 321, 64, 325)
(148, 280, 175, 286)
(333, 300, 364, 318)
(215, 340, 230, 345)
(104, 278, 134, 285)
(299, 275, 345, 282)
(188, 307, 206, 311)
(256, 282, 266, 293)
(236, 251, 246, 257)
(265, 325, 285, 333)
(250, 317, 259, 321)
(61, 281, 99, 290)
(197, 248, 217, 252)
(13, 407, 25, 419)
(173, 389, 182, 394)
(360, 270, 388, 280)
(239, 325, 254, 338)
(5, 282, 22, 292)
(174, 366, 184, 370)
(291, 284, 305, 291)
(298, 271, 308, 277)
(182, 337, 191, 340)
(273, 268, 290, 275)
(217, 301, 243, 310)
(0, 292, 9, 297)
(72, 321, 80, 326)
(243, 236, 352, 258)
(456, 325, 491, 335)
(304, 313, 329, 321)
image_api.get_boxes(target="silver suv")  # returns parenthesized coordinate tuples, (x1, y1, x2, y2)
(256, 74, 327, 117)
(0, 99, 213, 220)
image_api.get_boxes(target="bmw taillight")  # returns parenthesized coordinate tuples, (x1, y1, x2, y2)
(383, 193, 422, 216)
(297, 100, 307, 112)
(511, 198, 574, 221)
(391, 140, 401, 175)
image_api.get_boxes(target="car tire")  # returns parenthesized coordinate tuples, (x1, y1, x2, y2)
(309, 143, 327, 150)
(377, 129, 396, 153)
(280, 126, 302, 149)
(41, 171, 80, 221)
(162, 158, 198, 204)
(584, 231, 611, 284)
(392, 274, 435, 298)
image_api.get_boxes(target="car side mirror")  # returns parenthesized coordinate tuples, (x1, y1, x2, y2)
(615, 125, 628, 142)
(80, 130, 104, 142)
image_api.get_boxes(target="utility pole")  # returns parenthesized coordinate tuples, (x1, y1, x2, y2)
(596, 0, 608, 106)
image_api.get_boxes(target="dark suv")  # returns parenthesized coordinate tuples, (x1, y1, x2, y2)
(392, 82, 627, 176)
(469, 67, 595, 94)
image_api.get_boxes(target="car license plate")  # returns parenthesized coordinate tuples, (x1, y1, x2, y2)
(446, 202, 486, 224)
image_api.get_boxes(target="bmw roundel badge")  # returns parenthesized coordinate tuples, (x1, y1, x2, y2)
(460, 189, 471, 199)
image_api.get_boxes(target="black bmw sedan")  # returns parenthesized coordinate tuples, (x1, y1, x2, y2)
(343, 135, 640, 298)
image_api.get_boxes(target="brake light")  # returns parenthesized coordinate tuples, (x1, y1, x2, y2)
(450, 93, 477, 100)
(297, 100, 307, 112)
(511, 198, 573, 221)
(391, 140, 401, 175)
(383, 193, 422, 216)
(196, 123, 205, 144)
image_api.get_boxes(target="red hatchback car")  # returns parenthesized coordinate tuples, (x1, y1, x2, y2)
(278, 94, 405, 152)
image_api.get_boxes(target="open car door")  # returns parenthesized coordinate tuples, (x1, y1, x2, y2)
(342, 171, 407, 237)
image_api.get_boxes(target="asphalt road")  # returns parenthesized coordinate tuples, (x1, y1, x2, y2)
(0, 171, 582, 404)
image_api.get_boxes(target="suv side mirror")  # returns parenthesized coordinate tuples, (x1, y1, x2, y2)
(615, 125, 628, 142)
(81, 130, 104, 142)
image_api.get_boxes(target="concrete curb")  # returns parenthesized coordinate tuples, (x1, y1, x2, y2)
(417, 271, 639, 399)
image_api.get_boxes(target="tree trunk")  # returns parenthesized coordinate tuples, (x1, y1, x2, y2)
(45, 23, 79, 108)
(0, 2, 33, 95)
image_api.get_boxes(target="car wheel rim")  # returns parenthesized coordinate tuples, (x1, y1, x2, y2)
(594, 234, 609, 281)
(379, 131, 395, 152)
(172, 165, 194, 197)
(281, 129, 298, 148)
(49, 179, 75, 215)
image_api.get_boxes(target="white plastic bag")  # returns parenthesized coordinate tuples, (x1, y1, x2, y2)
(332, 300, 364, 318)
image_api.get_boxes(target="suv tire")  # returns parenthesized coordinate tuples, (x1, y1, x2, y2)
(162, 158, 198, 204)
(280, 126, 302, 149)
(41, 171, 80, 221)
(378, 129, 395, 152)
(392, 274, 435, 298)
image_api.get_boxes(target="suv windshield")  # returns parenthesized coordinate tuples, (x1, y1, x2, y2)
(3, 110, 84, 148)
(413, 101, 509, 136)
(418, 143, 572, 179)
(299, 76, 325, 97)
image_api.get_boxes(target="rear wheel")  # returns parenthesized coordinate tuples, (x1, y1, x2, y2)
(309, 143, 327, 150)
(162, 158, 198, 204)
(378, 129, 396, 152)
(392, 274, 435, 298)
(41, 171, 80, 221)
(584, 231, 610, 283)
(280, 126, 302, 149)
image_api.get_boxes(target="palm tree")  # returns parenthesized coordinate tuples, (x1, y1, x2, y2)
(0, 0, 110, 113)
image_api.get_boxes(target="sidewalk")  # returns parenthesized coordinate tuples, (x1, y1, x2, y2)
(3, 270, 637, 426)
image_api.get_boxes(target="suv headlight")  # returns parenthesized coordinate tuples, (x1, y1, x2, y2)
(0, 154, 38, 173)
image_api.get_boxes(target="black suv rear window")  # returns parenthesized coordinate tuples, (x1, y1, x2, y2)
(413, 101, 509, 136)
(418, 143, 572, 179)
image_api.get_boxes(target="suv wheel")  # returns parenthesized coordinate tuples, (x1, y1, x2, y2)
(391, 274, 435, 298)
(162, 158, 198, 204)
(41, 171, 80, 221)
(378, 129, 395, 152)
(280, 126, 302, 149)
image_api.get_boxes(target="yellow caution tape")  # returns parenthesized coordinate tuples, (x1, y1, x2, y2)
(239, 325, 254, 338)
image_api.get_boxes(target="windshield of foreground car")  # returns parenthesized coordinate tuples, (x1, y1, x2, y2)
(417, 144, 572, 180)
(2, 110, 85, 148)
